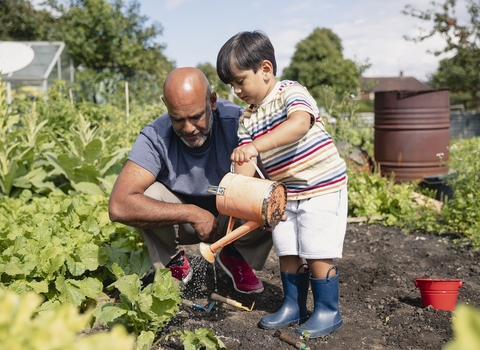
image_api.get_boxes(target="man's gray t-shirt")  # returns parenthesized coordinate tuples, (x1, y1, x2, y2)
(127, 98, 242, 216)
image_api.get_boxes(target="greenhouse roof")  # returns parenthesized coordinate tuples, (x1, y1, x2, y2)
(1, 41, 67, 82)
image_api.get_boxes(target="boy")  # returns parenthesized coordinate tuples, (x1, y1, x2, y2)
(216, 31, 348, 338)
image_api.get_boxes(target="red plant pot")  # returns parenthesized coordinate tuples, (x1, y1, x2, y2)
(414, 278, 463, 311)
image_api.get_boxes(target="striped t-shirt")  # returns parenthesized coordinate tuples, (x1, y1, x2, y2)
(238, 80, 347, 200)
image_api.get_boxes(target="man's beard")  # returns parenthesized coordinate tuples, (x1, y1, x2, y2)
(176, 110, 213, 148)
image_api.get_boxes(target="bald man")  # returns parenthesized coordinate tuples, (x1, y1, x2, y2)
(109, 67, 272, 293)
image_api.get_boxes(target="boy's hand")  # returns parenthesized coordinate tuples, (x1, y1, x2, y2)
(230, 143, 258, 165)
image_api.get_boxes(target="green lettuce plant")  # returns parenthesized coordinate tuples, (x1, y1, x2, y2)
(0, 287, 135, 350)
(93, 268, 181, 349)
(173, 328, 228, 350)
(0, 190, 143, 309)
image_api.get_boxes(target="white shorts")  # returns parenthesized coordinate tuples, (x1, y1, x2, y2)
(272, 187, 348, 259)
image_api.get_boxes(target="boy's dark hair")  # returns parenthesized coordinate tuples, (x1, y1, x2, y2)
(216, 30, 277, 84)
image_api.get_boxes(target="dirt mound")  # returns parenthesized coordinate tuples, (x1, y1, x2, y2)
(159, 224, 480, 350)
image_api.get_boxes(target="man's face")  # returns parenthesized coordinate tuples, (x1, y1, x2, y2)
(168, 98, 214, 148)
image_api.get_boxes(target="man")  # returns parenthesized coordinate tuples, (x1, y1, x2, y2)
(108, 67, 272, 293)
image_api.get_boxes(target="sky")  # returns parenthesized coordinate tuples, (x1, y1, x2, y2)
(136, 0, 467, 82)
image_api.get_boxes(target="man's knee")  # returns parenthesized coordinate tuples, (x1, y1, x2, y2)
(144, 182, 183, 203)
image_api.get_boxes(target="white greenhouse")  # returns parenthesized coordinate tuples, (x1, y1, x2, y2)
(0, 41, 75, 103)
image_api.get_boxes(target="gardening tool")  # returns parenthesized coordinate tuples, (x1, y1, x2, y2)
(182, 299, 216, 312)
(274, 330, 310, 350)
(200, 161, 287, 263)
(210, 292, 255, 312)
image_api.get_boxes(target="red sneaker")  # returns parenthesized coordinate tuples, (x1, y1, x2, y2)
(168, 251, 193, 285)
(216, 247, 264, 294)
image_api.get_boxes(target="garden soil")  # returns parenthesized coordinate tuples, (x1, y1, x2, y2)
(156, 224, 480, 350)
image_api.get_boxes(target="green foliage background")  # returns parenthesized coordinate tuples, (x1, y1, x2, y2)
(1, 0, 480, 346)
(282, 28, 369, 99)
(0, 288, 136, 350)
(2, 71, 480, 348)
(1, 0, 175, 105)
(403, 0, 480, 108)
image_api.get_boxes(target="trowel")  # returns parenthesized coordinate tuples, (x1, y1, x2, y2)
(182, 299, 216, 312)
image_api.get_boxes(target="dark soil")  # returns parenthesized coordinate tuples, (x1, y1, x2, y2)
(157, 224, 480, 350)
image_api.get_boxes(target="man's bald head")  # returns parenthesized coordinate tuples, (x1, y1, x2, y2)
(163, 67, 211, 106)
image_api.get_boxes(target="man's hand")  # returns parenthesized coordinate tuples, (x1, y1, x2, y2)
(190, 206, 222, 243)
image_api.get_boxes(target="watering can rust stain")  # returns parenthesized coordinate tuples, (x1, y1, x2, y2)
(199, 164, 287, 263)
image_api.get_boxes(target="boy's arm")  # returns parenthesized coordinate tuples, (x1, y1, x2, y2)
(251, 110, 312, 153)
(231, 110, 312, 165)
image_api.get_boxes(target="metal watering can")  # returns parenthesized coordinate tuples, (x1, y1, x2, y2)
(199, 161, 287, 263)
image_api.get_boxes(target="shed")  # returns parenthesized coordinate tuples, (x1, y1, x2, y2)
(0, 41, 74, 103)
(359, 72, 430, 101)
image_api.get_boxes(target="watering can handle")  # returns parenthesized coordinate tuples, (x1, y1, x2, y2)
(230, 159, 265, 179)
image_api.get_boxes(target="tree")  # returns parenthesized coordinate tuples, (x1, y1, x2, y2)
(281, 28, 365, 100)
(403, 0, 480, 100)
(0, 0, 54, 41)
(197, 62, 248, 107)
(196, 62, 231, 100)
(1, 0, 174, 105)
(37, 0, 175, 104)
(46, 0, 172, 77)
(429, 47, 479, 97)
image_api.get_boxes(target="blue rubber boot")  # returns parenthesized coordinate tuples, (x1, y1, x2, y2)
(258, 267, 309, 330)
(295, 266, 343, 338)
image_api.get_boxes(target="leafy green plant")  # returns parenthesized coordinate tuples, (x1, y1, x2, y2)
(0, 81, 20, 196)
(3, 62, 480, 350)
(346, 170, 436, 227)
(0, 81, 58, 197)
(173, 328, 227, 350)
(45, 113, 130, 195)
(2, 77, 161, 198)
(0, 287, 135, 350)
(299, 329, 311, 340)
(93, 268, 181, 349)
(0, 187, 186, 350)
(318, 85, 359, 121)
(441, 138, 480, 247)
(444, 304, 480, 350)
(0, 190, 143, 309)
(319, 85, 373, 156)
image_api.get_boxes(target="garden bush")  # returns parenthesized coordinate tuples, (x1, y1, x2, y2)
(2, 77, 479, 348)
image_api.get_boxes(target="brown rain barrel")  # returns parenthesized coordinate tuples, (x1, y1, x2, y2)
(374, 89, 450, 183)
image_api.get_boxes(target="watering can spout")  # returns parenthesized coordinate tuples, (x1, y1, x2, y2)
(199, 242, 215, 263)
(199, 220, 261, 263)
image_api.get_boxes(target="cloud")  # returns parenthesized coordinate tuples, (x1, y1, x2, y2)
(137, 0, 470, 81)
(330, 3, 447, 80)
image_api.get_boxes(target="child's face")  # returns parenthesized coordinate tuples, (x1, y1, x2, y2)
(228, 64, 272, 105)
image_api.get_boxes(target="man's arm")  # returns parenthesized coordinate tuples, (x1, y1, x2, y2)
(108, 160, 219, 242)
